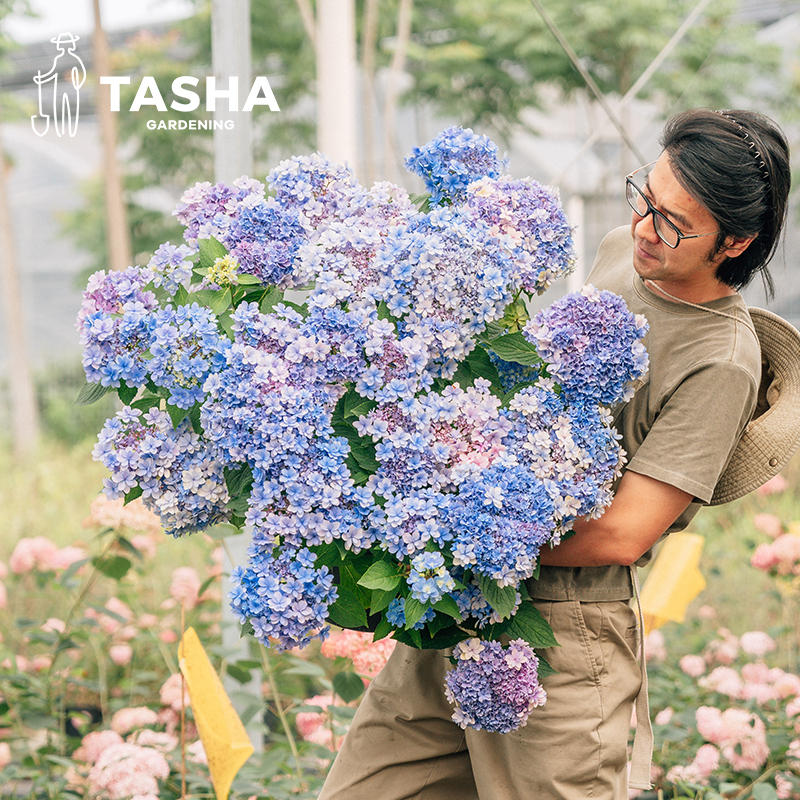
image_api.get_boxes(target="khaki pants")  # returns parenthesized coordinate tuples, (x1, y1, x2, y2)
(318, 600, 641, 800)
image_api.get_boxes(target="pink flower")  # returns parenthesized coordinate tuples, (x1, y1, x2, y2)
(776, 772, 795, 800)
(697, 605, 717, 620)
(159, 673, 189, 713)
(679, 654, 706, 678)
(0, 742, 11, 769)
(320, 630, 396, 678)
(0, 561, 8, 579)
(0, 582, 6, 611)
(666, 743, 720, 785)
(644, 630, 666, 662)
(699, 666, 743, 699)
(754, 513, 784, 539)
(169, 567, 202, 610)
(9, 536, 59, 574)
(30, 655, 52, 672)
(42, 618, 66, 634)
(129, 729, 179, 752)
(74, 730, 125, 764)
(109, 644, 133, 666)
(88, 742, 169, 799)
(130, 534, 158, 559)
(741, 662, 771, 684)
(740, 631, 777, 657)
(757, 474, 788, 496)
(706, 630, 739, 665)
(786, 697, 800, 718)
(770, 669, 800, 699)
(111, 707, 159, 735)
(654, 707, 674, 725)
(295, 694, 338, 750)
(696, 706, 769, 772)
(159, 629, 178, 644)
(751, 542, 778, 571)
(186, 739, 207, 765)
(83, 494, 162, 535)
(48, 545, 88, 572)
(137, 613, 159, 629)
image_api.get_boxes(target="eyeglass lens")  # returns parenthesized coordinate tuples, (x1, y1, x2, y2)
(626, 180, 680, 248)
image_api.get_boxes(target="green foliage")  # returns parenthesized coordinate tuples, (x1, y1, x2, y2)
(405, 0, 781, 139)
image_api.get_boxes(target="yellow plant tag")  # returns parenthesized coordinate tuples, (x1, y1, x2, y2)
(178, 626, 254, 800)
(640, 532, 706, 632)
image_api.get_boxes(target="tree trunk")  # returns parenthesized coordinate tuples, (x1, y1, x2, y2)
(382, 0, 413, 183)
(0, 112, 39, 457)
(92, 0, 132, 272)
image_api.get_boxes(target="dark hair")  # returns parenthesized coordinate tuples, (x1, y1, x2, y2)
(659, 108, 791, 297)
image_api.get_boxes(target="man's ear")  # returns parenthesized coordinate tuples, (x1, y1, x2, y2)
(721, 234, 756, 259)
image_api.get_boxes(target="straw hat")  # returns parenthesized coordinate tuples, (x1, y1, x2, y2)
(710, 307, 800, 505)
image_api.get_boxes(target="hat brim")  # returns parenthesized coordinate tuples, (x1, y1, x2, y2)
(710, 308, 800, 505)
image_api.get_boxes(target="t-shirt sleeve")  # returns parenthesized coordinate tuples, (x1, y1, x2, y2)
(624, 361, 757, 503)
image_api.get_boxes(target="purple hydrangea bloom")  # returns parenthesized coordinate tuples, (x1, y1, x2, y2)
(523, 284, 649, 405)
(228, 545, 337, 651)
(77, 267, 158, 388)
(174, 176, 265, 243)
(445, 638, 546, 733)
(149, 303, 230, 409)
(226, 197, 309, 288)
(405, 126, 503, 207)
(465, 176, 576, 294)
(92, 407, 230, 536)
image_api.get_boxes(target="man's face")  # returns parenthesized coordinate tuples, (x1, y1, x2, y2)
(629, 153, 730, 299)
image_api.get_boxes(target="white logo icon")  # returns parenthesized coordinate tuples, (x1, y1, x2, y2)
(32, 32, 87, 137)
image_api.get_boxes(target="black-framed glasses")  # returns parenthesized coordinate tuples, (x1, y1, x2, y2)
(625, 161, 720, 249)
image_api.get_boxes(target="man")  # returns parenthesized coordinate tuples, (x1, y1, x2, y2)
(318, 108, 792, 800)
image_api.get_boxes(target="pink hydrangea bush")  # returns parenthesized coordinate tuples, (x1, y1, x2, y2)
(641, 619, 800, 798)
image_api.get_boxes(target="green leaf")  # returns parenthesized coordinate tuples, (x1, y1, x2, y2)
(506, 602, 559, 649)
(124, 486, 143, 505)
(535, 653, 558, 679)
(115, 536, 144, 561)
(344, 392, 376, 421)
(392, 626, 464, 650)
(476, 574, 518, 621)
(130, 394, 163, 414)
(117, 381, 138, 405)
(328, 584, 368, 629)
(484, 332, 542, 365)
(432, 594, 462, 620)
(75, 382, 112, 406)
(166, 402, 190, 428)
(259, 285, 284, 313)
(403, 597, 428, 629)
(357, 561, 402, 592)
(209, 287, 232, 316)
(236, 273, 262, 285)
(226, 663, 253, 684)
(372, 616, 394, 642)
(376, 300, 394, 321)
(370, 588, 396, 615)
(463, 345, 503, 393)
(332, 670, 365, 703)
(58, 558, 90, 587)
(752, 784, 779, 800)
(197, 235, 228, 270)
(91, 555, 132, 581)
(224, 463, 254, 497)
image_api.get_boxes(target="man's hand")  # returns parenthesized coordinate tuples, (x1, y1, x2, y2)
(539, 471, 693, 568)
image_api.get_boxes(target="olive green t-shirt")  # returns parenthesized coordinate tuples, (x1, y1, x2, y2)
(530, 226, 760, 601)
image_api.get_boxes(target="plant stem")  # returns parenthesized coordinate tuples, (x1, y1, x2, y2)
(259, 642, 303, 781)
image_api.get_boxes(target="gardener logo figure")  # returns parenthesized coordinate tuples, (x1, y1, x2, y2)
(31, 32, 86, 138)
